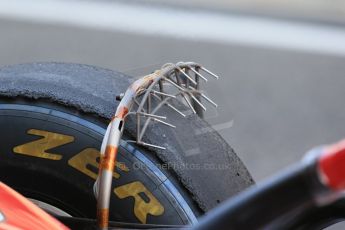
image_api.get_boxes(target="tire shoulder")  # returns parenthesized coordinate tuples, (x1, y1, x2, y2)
(0, 62, 254, 211)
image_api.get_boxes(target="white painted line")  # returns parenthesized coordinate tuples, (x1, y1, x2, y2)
(1, 0, 345, 56)
(195, 120, 234, 135)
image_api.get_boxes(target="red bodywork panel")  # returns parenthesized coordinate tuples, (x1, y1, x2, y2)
(319, 139, 345, 191)
(0, 182, 69, 230)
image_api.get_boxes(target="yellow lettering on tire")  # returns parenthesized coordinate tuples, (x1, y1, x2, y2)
(114, 181, 164, 223)
(13, 129, 74, 160)
(13, 129, 163, 223)
(68, 148, 129, 179)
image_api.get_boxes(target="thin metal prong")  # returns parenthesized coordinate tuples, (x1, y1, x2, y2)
(136, 113, 140, 142)
(151, 93, 187, 118)
(134, 98, 140, 106)
(182, 94, 196, 114)
(166, 103, 186, 117)
(125, 140, 166, 150)
(147, 94, 151, 113)
(125, 140, 137, 143)
(174, 69, 182, 86)
(188, 67, 208, 82)
(151, 90, 176, 98)
(187, 85, 199, 92)
(137, 112, 166, 119)
(176, 67, 197, 85)
(158, 79, 164, 100)
(201, 93, 218, 108)
(165, 78, 185, 91)
(134, 98, 146, 112)
(201, 67, 220, 79)
(139, 141, 166, 150)
(153, 118, 176, 128)
(189, 93, 207, 111)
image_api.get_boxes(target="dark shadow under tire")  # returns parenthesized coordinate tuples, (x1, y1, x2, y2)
(0, 62, 253, 225)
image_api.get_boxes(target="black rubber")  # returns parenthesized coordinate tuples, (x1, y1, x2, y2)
(0, 62, 253, 219)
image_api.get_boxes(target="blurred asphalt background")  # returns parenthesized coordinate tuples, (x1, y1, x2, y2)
(1, 0, 345, 187)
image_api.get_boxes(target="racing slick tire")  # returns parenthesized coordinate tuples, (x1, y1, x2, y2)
(0, 62, 253, 225)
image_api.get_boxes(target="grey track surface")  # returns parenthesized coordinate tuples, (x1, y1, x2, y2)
(0, 62, 253, 212)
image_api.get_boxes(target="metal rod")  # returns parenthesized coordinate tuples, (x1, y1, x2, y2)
(158, 79, 164, 100)
(189, 67, 208, 82)
(201, 67, 220, 79)
(182, 93, 196, 114)
(126, 140, 166, 150)
(175, 68, 181, 86)
(136, 113, 141, 141)
(137, 112, 166, 119)
(147, 94, 151, 113)
(165, 78, 185, 91)
(134, 99, 145, 112)
(190, 93, 207, 111)
(153, 118, 176, 128)
(176, 66, 197, 85)
(166, 103, 187, 117)
(151, 90, 176, 98)
(96, 62, 218, 229)
(201, 93, 218, 108)
(192, 66, 204, 117)
(138, 141, 166, 150)
(151, 93, 186, 117)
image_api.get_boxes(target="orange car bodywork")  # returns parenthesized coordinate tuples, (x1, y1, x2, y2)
(0, 182, 68, 230)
